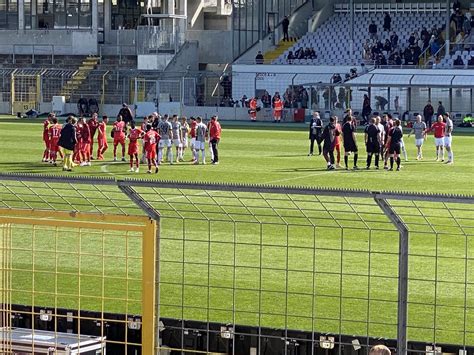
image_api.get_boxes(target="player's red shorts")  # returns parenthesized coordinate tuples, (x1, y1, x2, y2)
(49, 138, 60, 152)
(146, 146, 157, 160)
(128, 142, 139, 156)
(274, 110, 282, 118)
(335, 142, 341, 150)
(114, 134, 125, 145)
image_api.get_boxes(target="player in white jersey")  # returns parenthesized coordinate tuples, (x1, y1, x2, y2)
(171, 115, 182, 163)
(158, 115, 173, 165)
(375, 116, 385, 152)
(194, 116, 207, 164)
(180, 116, 189, 161)
(443, 113, 454, 164)
(408, 115, 427, 160)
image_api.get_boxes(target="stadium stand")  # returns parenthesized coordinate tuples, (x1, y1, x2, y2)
(273, 3, 447, 66)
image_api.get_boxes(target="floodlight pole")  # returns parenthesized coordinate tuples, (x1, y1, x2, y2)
(374, 196, 408, 355)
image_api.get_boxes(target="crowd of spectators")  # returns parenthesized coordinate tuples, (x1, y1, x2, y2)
(363, 12, 446, 66)
(287, 47, 317, 63)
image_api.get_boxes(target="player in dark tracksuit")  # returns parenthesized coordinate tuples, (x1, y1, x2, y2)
(321, 117, 338, 170)
(364, 117, 381, 169)
(308, 112, 323, 155)
(341, 115, 359, 170)
(387, 119, 403, 171)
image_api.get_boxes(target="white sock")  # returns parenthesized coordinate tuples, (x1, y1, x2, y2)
(168, 148, 173, 162)
(194, 150, 198, 161)
(202, 150, 205, 162)
(403, 147, 408, 160)
(158, 150, 162, 162)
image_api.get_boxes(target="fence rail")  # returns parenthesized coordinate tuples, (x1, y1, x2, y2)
(0, 173, 473, 354)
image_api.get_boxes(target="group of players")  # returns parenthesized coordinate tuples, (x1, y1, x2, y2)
(42, 111, 222, 173)
(309, 109, 454, 171)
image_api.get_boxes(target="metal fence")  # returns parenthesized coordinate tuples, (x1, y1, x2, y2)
(0, 173, 473, 354)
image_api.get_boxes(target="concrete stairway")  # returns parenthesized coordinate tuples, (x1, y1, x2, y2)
(263, 39, 298, 63)
(60, 57, 100, 100)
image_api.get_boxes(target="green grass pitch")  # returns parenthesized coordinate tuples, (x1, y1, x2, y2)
(1, 117, 473, 346)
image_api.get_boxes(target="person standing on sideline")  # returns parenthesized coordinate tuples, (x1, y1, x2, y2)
(362, 94, 372, 124)
(321, 116, 337, 170)
(118, 103, 134, 126)
(364, 117, 381, 169)
(273, 95, 283, 123)
(437, 101, 446, 117)
(341, 115, 359, 170)
(209, 116, 222, 165)
(308, 111, 323, 156)
(249, 97, 258, 121)
(58, 116, 78, 172)
(97, 116, 108, 160)
(386, 119, 403, 171)
(408, 115, 427, 160)
(282, 16, 290, 41)
(423, 100, 434, 127)
(443, 113, 454, 164)
(428, 115, 446, 161)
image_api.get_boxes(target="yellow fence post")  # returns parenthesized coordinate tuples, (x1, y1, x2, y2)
(142, 218, 157, 354)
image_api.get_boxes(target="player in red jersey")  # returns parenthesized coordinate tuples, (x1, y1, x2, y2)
(113, 115, 126, 161)
(127, 121, 144, 172)
(42, 113, 54, 162)
(140, 116, 150, 163)
(87, 113, 99, 159)
(143, 124, 160, 174)
(96, 116, 108, 160)
(79, 117, 91, 166)
(48, 117, 62, 166)
(189, 117, 197, 162)
(73, 117, 84, 164)
(428, 115, 446, 161)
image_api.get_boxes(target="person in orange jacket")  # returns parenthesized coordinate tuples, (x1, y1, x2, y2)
(249, 97, 257, 121)
(273, 96, 283, 123)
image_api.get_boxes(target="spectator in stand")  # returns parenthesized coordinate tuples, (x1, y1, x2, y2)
(408, 32, 416, 46)
(453, 0, 461, 12)
(282, 16, 290, 41)
(287, 50, 295, 63)
(261, 91, 271, 108)
(430, 35, 441, 55)
(468, 55, 474, 66)
(454, 30, 464, 52)
(394, 52, 402, 65)
(463, 13, 471, 35)
(255, 51, 264, 64)
(383, 39, 392, 52)
(332, 73, 342, 84)
(369, 21, 378, 40)
(423, 100, 434, 127)
(383, 12, 391, 32)
(362, 94, 372, 124)
(363, 41, 372, 60)
(390, 31, 399, 48)
(454, 55, 464, 66)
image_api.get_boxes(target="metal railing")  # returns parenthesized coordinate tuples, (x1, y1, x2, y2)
(0, 173, 472, 354)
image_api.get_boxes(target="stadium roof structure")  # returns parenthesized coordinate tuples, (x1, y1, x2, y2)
(345, 69, 474, 88)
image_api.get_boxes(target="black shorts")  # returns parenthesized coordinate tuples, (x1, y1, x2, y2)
(344, 141, 358, 153)
(366, 142, 380, 154)
(389, 143, 401, 155)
